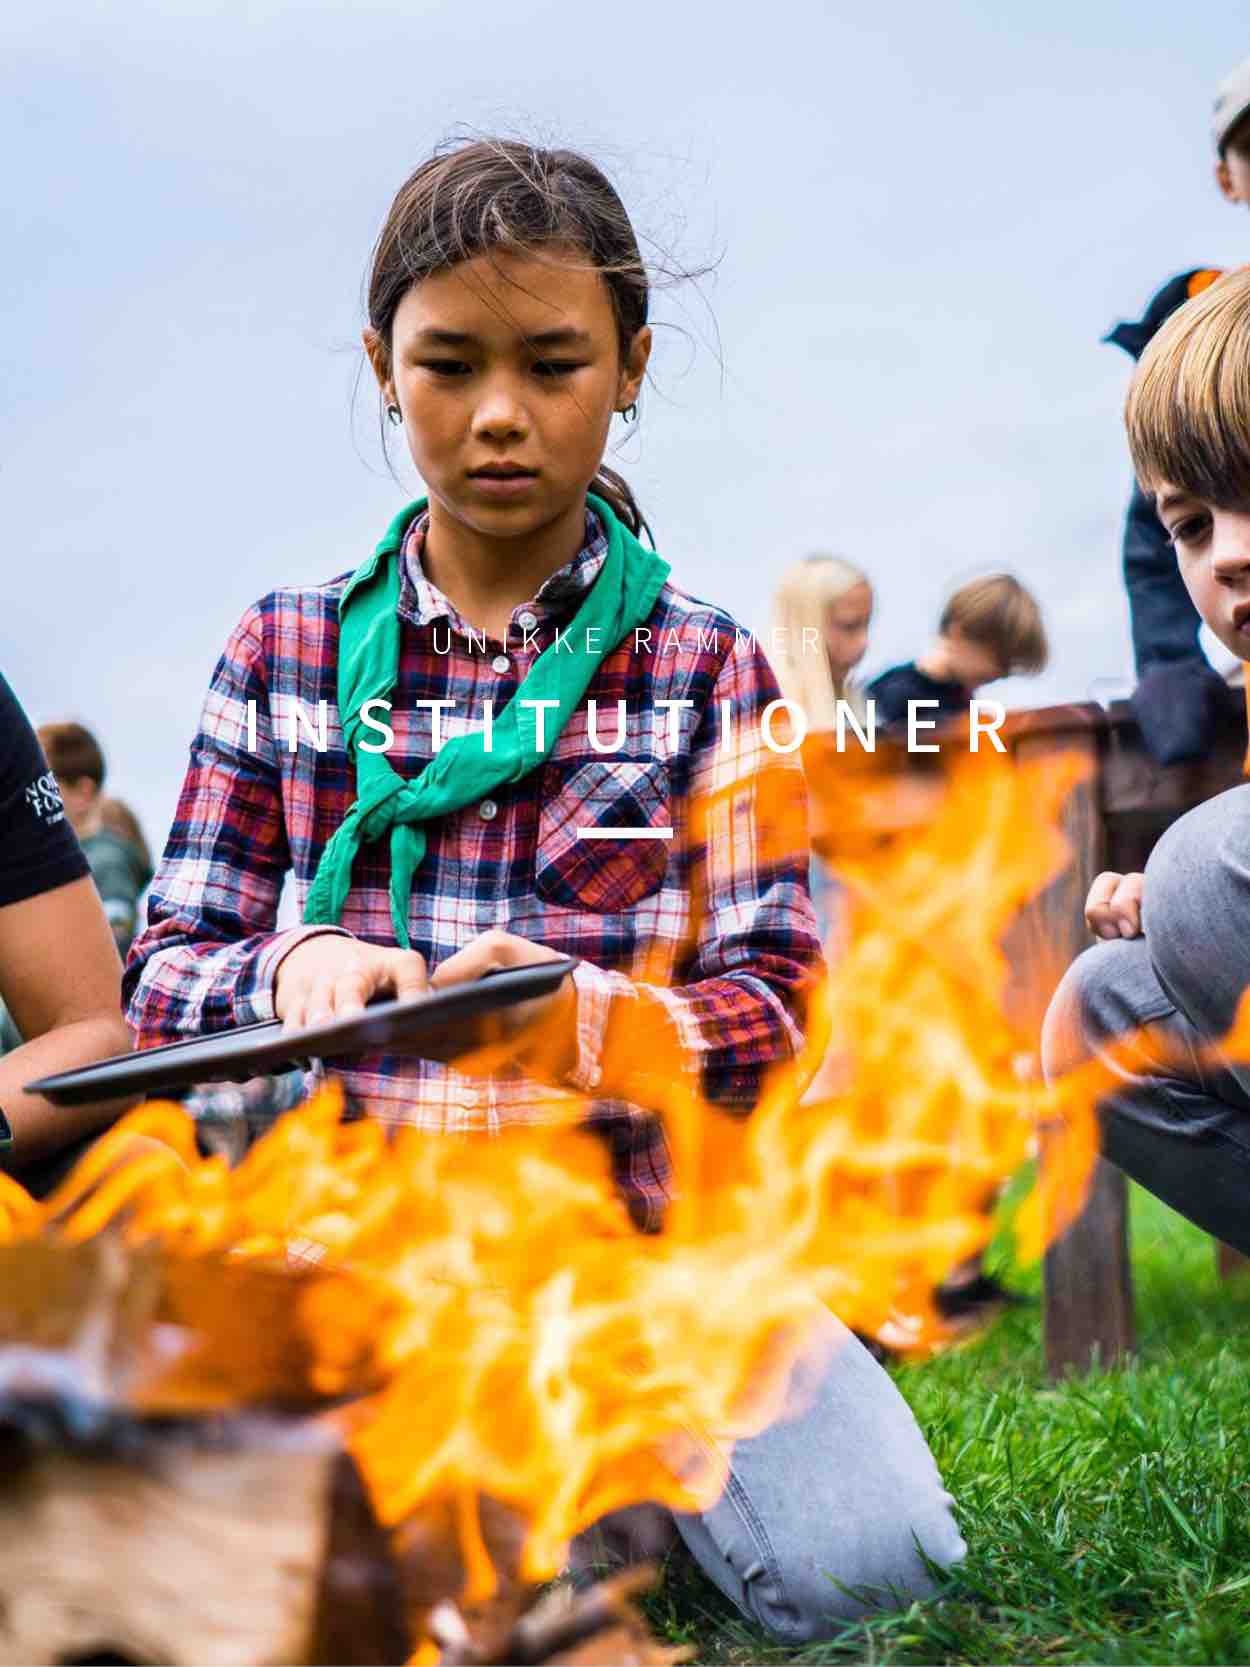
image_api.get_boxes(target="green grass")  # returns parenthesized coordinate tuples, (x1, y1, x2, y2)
(645, 1186, 1250, 1664)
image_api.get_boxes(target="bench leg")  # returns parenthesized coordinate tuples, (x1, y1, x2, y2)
(1044, 1157, 1135, 1375)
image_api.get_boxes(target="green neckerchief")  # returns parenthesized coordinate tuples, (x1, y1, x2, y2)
(303, 493, 670, 947)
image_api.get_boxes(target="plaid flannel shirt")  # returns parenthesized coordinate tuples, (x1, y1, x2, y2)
(124, 509, 821, 1227)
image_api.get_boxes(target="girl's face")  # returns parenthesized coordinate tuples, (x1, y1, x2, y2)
(822, 581, 873, 678)
(1154, 482, 1250, 659)
(366, 246, 650, 547)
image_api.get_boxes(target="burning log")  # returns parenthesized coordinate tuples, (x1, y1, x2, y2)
(0, 1235, 402, 1665)
(0, 1408, 407, 1667)
(0, 1236, 682, 1666)
(0, 744, 1115, 1657)
(0, 1405, 680, 1667)
(423, 1568, 690, 1665)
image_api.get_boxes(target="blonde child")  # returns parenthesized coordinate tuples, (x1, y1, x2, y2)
(769, 552, 874, 727)
(770, 553, 874, 947)
(1106, 50, 1250, 761)
(1043, 267, 1250, 1254)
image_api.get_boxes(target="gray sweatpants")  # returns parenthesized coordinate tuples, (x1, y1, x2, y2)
(1042, 783, 1250, 1255)
(572, 1307, 966, 1644)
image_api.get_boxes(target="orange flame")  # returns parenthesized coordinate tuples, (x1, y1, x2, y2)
(0, 745, 1103, 1603)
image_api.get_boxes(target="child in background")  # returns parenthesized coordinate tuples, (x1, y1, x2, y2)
(1043, 268, 1250, 1255)
(867, 573, 1048, 729)
(124, 136, 963, 1640)
(769, 551, 874, 726)
(98, 796, 153, 881)
(1104, 51, 1250, 762)
(769, 553, 874, 946)
(37, 724, 153, 957)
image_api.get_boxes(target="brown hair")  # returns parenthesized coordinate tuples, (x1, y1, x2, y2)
(366, 138, 658, 537)
(1223, 107, 1250, 162)
(37, 721, 105, 788)
(99, 795, 152, 872)
(1126, 268, 1250, 508)
(940, 574, 1048, 675)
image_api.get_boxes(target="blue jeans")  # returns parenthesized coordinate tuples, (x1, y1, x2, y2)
(572, 1309, 965, 1643)
(1042, 784, 1250, 1254)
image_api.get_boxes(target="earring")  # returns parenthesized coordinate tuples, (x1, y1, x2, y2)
(386, 403, 402, 426)
(621, 402, 638, 423)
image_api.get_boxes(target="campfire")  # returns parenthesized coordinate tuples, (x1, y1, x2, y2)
(0, 749, 1104, 1663)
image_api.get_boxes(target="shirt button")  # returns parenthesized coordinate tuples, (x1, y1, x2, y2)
(491, 653, 510, 674)
(478, 798, 498, 821)
(462, 1087, 481, 1108)
(517, 610, 538, 631)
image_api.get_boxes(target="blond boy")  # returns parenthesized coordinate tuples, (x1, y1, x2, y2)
(1043, 269, 1250, 1252)
(1108, 50, 1250, 761)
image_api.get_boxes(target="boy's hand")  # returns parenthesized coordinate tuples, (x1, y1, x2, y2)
(1085, 871, 1145, 941)
(274, 934, 429, 1031)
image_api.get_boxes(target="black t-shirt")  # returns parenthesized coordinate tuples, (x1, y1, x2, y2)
(866, 662, 972, 728)
(0, 673, 89, 907)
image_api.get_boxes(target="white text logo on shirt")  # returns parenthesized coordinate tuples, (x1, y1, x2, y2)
(25, 772, 67, 825)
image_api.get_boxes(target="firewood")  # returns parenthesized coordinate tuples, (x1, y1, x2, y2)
(0, 1406, 409, 1666)
(426, 1567, 693, 1665)
(0, 1238, 680, 1665)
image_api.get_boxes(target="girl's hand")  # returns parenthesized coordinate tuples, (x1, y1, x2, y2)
(428, 929, 578, 1074)
(274, 933, 429, 1032)
(1084, 871, 1145, 941)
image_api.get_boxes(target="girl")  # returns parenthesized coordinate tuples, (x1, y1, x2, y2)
(770, 553, 874, 947)
(125, 138, 963, 1641)
(769, 551, 874, 729)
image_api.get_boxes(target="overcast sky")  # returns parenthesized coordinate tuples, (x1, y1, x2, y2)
(4, 0, 1250, 851)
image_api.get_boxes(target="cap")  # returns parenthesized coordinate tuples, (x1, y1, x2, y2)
(1213, 53, 1250, 153)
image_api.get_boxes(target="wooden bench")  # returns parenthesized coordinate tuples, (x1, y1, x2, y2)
(807, 698, 1249, 1376)
(1019, 700, 1249, 1373)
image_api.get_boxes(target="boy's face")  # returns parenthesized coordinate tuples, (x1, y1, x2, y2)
(1215, 140, 1250, 209)
(1154, 484, 1250, 659)
(942, 628, 1007, 691)
(58, 775, 100, 835)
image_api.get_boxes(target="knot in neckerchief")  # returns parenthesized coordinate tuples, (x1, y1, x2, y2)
(303, 493, 670, 947)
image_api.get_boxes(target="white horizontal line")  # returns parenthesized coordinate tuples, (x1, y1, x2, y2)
(576, 827, 675, 840)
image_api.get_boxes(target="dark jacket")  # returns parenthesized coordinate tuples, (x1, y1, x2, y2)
(866, 663, 971, 728)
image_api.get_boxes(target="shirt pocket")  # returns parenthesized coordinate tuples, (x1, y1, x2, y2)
(535, 758, 672, 911)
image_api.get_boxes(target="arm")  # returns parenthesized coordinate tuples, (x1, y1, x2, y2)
(0, 877, 133, 1164)
(124, 604, 347, 1044)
